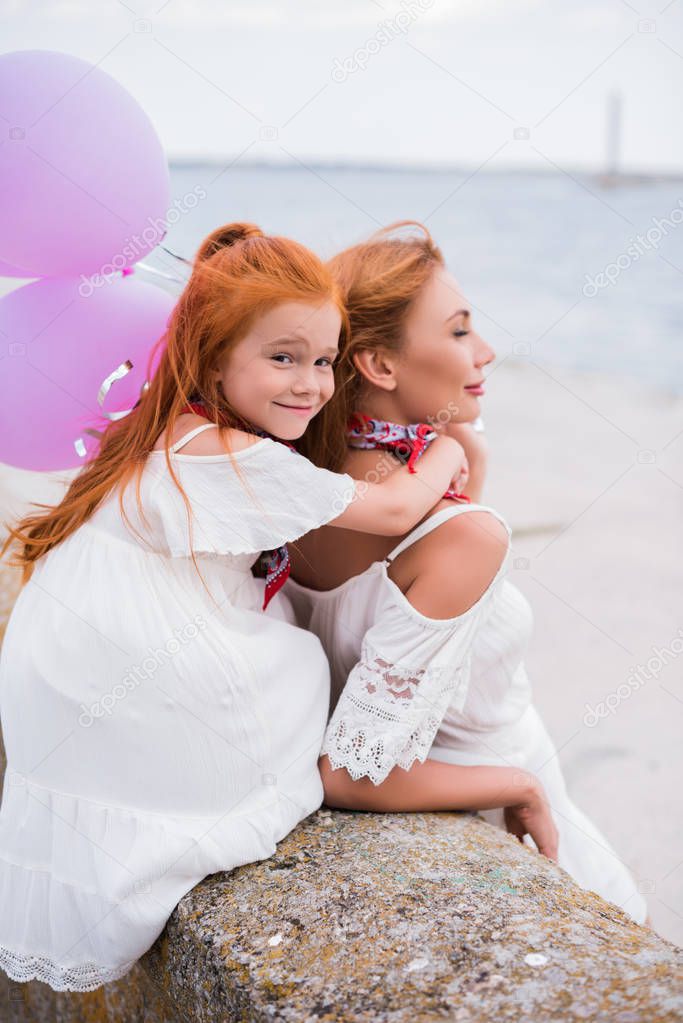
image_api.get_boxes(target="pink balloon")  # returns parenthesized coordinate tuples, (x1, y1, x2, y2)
(0, 50, 171, 277)
(0, 274, 174, 471)
(0, 257, 36, 278)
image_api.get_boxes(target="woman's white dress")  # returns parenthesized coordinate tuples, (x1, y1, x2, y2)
(0, 424, 356, 992)
(286, 503, 648, 926)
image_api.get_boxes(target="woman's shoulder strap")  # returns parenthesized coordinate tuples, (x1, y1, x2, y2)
(385, 502, 511, 564)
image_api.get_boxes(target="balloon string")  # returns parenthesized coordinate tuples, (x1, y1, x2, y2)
(159, 245, 192, 265)
(135, 262, 186, 284)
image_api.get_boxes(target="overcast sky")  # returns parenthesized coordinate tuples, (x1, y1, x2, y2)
(3, 0, 682, 173)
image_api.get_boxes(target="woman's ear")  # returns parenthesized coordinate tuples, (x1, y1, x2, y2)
(352, 347, 398, 392)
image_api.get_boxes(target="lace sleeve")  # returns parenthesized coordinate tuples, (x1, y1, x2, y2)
(319, 585, 497, 785)
(320, 639, 471, 785)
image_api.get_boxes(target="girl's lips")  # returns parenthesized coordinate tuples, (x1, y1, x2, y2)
(465, 384, 485, 396)
(274, 402, 315, 417)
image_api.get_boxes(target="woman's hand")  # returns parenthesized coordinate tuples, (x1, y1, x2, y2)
(504, 778, 559, 862)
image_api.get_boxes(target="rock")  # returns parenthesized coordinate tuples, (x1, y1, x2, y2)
(138, 809, 682, 1022)
(1, 783, 683, 1022)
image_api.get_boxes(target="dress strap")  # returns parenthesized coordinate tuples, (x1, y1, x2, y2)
(170, 423, 219, 453)
(384, 503, 511, 564)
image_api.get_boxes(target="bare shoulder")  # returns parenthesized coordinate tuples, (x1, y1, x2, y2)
(153, 413, 263, 455)
(435, 507, 510, 553)
(388, 506, 510, 614)
(419, 508, 510, 573)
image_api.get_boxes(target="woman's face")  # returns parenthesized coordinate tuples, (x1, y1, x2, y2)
(213, 299, 341, 439)
(393, 265, 496, 425)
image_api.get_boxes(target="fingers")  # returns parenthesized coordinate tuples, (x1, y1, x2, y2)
(535, 829, 559, 862)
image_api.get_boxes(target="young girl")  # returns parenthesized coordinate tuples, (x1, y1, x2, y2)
(0, 222, 469, 991)
(289, 221, 650, 928)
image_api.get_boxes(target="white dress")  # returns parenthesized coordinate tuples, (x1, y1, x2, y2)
(286, 503, 648, 926)
(0, 423, 357, 992)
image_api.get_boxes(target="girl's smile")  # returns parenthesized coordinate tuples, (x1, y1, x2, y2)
(213, 299, 341, 439)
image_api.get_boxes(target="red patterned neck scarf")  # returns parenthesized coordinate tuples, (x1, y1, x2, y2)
(347, 411, 470, 503)
(177, 398, 296, 611)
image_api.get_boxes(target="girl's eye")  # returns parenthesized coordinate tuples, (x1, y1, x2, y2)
(271, 353, 294, 364)
(316, 357, 334, 367)
(453, 330, 470, 338)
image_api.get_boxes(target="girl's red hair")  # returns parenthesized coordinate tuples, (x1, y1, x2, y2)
(2, 222, 348, 590)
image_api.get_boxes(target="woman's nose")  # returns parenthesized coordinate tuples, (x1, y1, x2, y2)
(476, 335, 496, 367)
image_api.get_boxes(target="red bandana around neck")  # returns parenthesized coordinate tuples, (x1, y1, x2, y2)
(346, 411, 471, 504)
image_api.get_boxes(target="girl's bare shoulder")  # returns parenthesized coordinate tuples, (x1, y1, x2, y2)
(152, 414, 263, 455)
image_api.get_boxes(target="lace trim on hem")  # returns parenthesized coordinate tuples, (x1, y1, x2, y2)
(0, 945, 137, 992)
(321, 737, 431, 786)
(321, 713, 441, 786)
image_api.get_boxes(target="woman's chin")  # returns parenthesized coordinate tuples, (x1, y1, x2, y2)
(463, 390, 483, 409)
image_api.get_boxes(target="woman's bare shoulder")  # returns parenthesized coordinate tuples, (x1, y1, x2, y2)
(152, 414, 263, 455)
(388, 504, 510, 615)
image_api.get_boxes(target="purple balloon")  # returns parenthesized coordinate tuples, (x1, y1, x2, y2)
(0, 274, 175, 471)
(0, 50, 170, 277)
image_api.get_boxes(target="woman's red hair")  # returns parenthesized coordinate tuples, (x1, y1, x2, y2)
(298, 220, 444, 472)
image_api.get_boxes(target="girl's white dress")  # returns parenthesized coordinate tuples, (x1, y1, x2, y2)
(287, 503, 648, 926)
(0, 424, 357, 992)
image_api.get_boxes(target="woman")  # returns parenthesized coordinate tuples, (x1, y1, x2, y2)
(289, 221, 650, 928)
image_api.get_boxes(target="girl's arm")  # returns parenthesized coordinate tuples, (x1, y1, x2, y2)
(442, 422, 488, 503)
(320, 754, 559, 861)
(329, 435, 466, 537)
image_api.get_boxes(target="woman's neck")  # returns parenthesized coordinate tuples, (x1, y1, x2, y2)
(354, 389, 412, 426)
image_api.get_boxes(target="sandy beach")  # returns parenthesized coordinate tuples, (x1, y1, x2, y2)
(0, 355, 681, 945)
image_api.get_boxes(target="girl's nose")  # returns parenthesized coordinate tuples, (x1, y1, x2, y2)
(291, 367, 318, 395)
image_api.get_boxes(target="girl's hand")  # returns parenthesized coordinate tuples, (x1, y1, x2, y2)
(441, 422, 488, 502)
(504, 779, 559, 862)
(451, 453, 470, 495)
(329, 434, 470, 536)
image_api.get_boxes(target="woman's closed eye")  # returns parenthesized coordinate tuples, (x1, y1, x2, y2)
(453, 330, 470, 338)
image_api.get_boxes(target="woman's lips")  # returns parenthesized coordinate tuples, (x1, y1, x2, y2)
(465, 382, 485, 396)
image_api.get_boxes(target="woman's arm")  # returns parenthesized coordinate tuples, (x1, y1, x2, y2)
(320, 754, 559, 861)
(329, 435, 466, 536)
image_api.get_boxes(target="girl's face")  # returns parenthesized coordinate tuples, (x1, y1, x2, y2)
(394, 266, 496, 425)
(213, 299, 341, 439)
